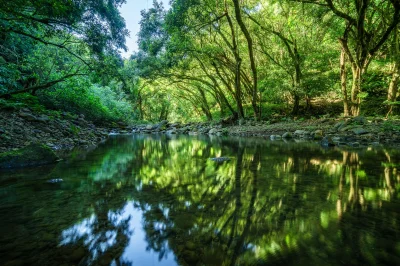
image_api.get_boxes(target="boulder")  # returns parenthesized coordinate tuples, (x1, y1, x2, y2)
(282, 132, 292, 139)
(19, 111, 37, 121)
(321, 136, 335, 147)
(352, 128, 369, 135)
(156, 120, 169, 130)
(166, 129, 177, 134)
(333, 121, 346, 130)
(36, 115, 50, 123)
(313, 129, 324, 140)
(294, 130, 309, 135)
(210, 157, 230, 162)
(208, 128, 219, 135)
(270, 135, 282, 140)
(0, 143, 59, 169)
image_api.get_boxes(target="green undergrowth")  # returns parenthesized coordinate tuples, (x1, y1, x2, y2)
(0, 84, 135, 125)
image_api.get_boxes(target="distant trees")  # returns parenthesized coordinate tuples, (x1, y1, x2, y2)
(130, 0, 400, 121)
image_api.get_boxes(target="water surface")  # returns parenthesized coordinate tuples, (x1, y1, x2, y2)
(1, 135, 400, 265)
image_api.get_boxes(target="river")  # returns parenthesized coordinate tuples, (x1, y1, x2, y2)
(1, 134, 400, 265)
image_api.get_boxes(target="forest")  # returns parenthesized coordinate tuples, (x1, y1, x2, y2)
(1, 0, 400, 123)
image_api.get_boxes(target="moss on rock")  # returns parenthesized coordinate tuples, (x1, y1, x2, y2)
(0, 143, 59, 169)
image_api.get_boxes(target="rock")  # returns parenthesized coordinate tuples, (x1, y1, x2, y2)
(166, 129, 177, 134)
(145, 124, 154, 130)
(294, 130, 308, 135)
(282, 132, 292, 139)
(321, 136, 335, 147)
(270, 135, 282, 140)
(208, 128, 219, 135)
(313, 129, 323, 140)
(36, 115, 50, 122)
(332, 136, 342, 142)
(349, 142, 360, 147)
(352, 128, 369, 135)
(339, 125, 354, 132)
(19, 111, 37, 121)
(294, 130, 310, 139)
(156, 120, 168, 130)
(47, 178, 63, 183)
(0, 143, 59, 169)
(353, 116, 366, 125)
(210, 157, 230, 162)
(333, 121, 346, 130)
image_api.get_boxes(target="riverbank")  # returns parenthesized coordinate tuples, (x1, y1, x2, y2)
(2, 103, 400, 160)
(0, 107, 131, 155)
(132, 116, 400, 147)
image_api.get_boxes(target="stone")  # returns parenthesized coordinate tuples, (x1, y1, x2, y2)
(282, 132, 292, 139)
(166, 129, 177, 134)
(19, 111, 37, 121)
(333, 121, 346, 130)
(294, 130, 309, 135)
(353, 116, 366, 125)
(321, 136, 335, 147)
(36, 115, 50, 122)
(270, 135, 282, 140)
(313, 129, 323, 140)
(156, 120, 169, 130)
(0, 143, 59, 169)
(47, 178, 63, 183)
(208, 128, 219, 135)
(352, 128, 369, 135)
(210, 157, 230, 162)
(145, 124, 154, 130)
(349, 142, 360, 147)
(339, 125, 354, 132)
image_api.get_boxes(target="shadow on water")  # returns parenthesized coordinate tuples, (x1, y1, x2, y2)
(1, 134, 400, 265)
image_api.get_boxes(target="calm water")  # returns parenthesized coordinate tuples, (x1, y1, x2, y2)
(1, 135, 400, 266)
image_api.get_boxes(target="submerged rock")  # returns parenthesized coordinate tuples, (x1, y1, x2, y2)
(0, 143, 59, 169)
(47, 178, 63, 183)
(210, 157, 231, 162)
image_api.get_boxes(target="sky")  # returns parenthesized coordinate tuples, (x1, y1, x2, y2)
(119, 0, 170, 58)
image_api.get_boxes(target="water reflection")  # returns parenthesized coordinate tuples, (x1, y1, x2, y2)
(0, 135, 400, 265)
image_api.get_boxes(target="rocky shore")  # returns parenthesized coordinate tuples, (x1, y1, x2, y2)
(2, 105, 400, 169)
(132, 116, 400, 147)
(0, 108, 131, 155)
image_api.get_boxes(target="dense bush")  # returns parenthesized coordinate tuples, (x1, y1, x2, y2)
(38, 79, 134, 123)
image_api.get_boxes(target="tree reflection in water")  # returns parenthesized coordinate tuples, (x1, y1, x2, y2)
(1, 135, 400, 265)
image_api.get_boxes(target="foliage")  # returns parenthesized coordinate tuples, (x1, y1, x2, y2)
(38, 82, 134, 123)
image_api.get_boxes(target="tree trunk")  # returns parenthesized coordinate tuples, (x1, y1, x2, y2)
(225, 10, 244, 120)
(231, 0, 259, 120)
(350, 64, 362, 116)
(340, 47, 350, 116)
(387, 61, 400, 116)
(387, 26, 400, 117)
(235, 58, 245, 120)
(292, 93, 300, 115)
